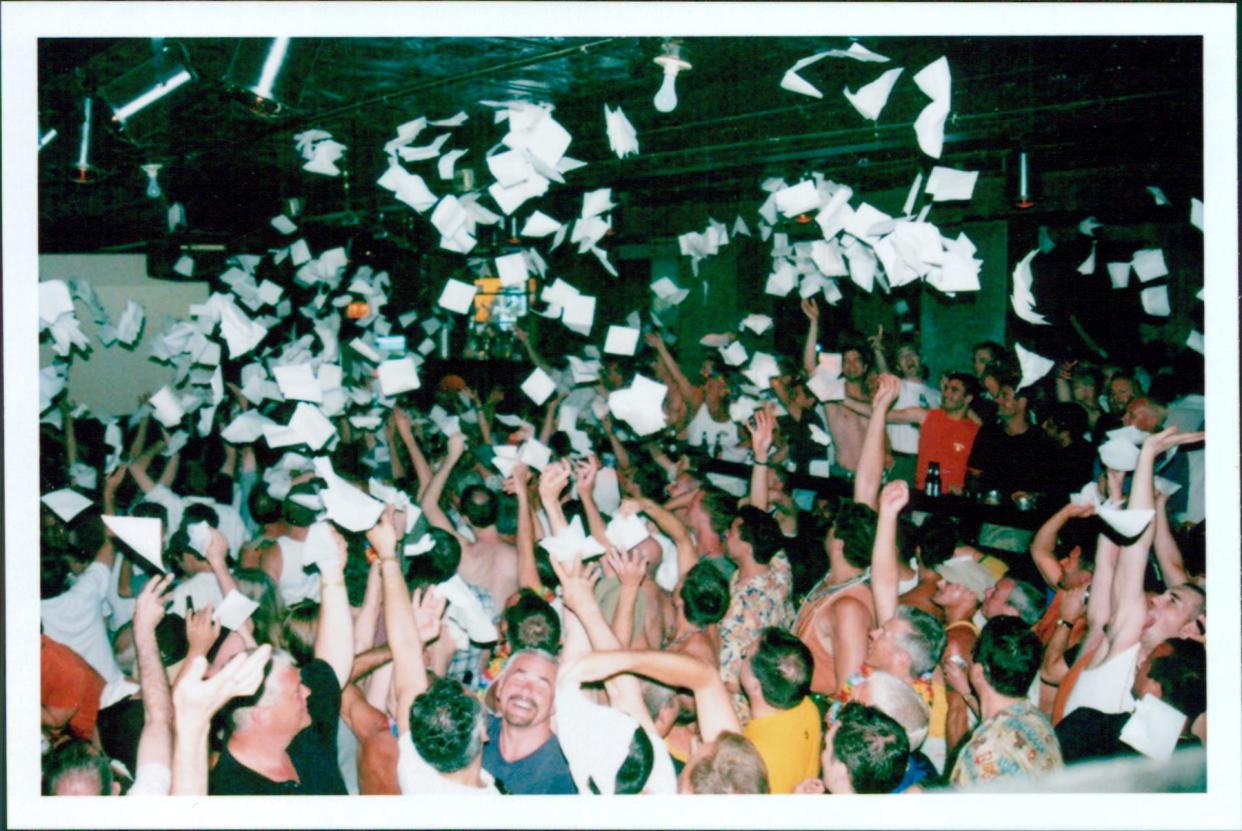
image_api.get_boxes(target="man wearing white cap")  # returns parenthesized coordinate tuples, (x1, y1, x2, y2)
(931, 556, 996, 755)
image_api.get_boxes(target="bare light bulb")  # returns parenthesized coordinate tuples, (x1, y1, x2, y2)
(654, 69, 679, 113)
(142, 163, 163, 199)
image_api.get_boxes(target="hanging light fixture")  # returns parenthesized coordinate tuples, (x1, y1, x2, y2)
(99, 43, 196, 144)
(653, 40, 691, 114)
(1013, 150, 1035, 209)
(141, 163, 164, 199)
(223, 37, 320, 118)
(71, 97, 104, 184)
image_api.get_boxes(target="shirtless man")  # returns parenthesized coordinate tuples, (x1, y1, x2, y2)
(420, 433, 519, 614)
(801, 299, 871, 475)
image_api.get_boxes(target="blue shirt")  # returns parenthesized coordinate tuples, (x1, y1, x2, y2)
(482, 716, 577, 794)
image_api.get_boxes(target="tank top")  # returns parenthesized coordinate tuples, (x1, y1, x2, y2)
(276, 535, 322, 606)
(794, 570, 871, 695)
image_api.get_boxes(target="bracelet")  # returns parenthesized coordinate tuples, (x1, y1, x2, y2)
(754, 460, 770, 467)
(321, 577, 346, 589)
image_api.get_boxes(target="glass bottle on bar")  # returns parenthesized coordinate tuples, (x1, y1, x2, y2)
(925, 461, 941, 498)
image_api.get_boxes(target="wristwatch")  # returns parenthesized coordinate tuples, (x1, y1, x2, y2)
(1056, 618, 1074, 628)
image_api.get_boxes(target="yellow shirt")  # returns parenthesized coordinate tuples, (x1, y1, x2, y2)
(742, 697, 822, 794)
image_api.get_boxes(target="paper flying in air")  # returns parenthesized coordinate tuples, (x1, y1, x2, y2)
(520, 367, 558, 406)
(608, 374, 668, 437)
(102, 515, 165, 572)
(740, 314, 773, 335)
(495, 252, 528, 288)
(437, 148, 469, 181)
(1010, 249, 1049, 325)
(1107, 261, 1131, 290)
(1146, 185, 1170, 206)
(912, 56, 951, 158)
(604, 104, 639, 159)
(843, 67, 904, 121)
(378, 357, 421, 397)
(1131, 249, 1168, 282)
(273, 363, 323, 404)
(780, 51, 830, 98)
(288, 403, 337, 451)
(1189, 198, 1203, 232)
(581, 188, 615, 219)
(1096, 506, 1155, 539)
(605, 512, 651, 552)
(41, 489, 94, 523)
(1077, 242, 1097, 275)
(1140, 285, 1171, 317)
(603, 325, 640, 356)
(925, 166, 978, 201)
(438, 279, 478, 315)
(214, 590, 261, 630)
(521, 211, 563, 238)
(1185, 330, 1204, 355)
(1098, 437, 1141, 472)
(650, 277, 689, 305)
(1014, 342, 1055, 391)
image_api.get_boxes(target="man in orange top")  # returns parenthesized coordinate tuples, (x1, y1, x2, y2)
(41, 634, 107, 745)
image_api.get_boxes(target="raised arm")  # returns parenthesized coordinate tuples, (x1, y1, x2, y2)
(747, 407, 776, 512)
(132, 574, 176, 778)
(645, 331, 699, 409)
(95, 464, 127, 570)
(203, 529, 240, 598)
(513, 325, 554, 376)
(854, 374, 900, 510)
(313, 524, 355, 689)
(1054, 361, 1076, 404)
(560, 649, 740, 742)
(1152, 490, 1188, 589)
(392, 408, 434, 500)
(537, 460, 573, 535)
(574, 456, 611, 547)
(867, 324, 890, 375)
(505, 463, 544, 592)
(353, 561, 383, 651)
(800, 299, 821, 376)
(418, 432, 467, 536)
(871, 481, 909, 626)
(599, 412, 634, 473)
(171, 645, 271, 795)
(1029, 502, 1096, 589)
(1108, 428, 1204, 652)
(637, 495, 699, 580)
(371, 506, 423, 735)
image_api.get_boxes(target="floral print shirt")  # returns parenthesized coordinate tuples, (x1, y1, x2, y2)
(719, 552, 795, 722)
(950, 700, 1063, 788)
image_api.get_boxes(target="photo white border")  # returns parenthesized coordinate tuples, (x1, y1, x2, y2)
(4, 3, 1238, 828)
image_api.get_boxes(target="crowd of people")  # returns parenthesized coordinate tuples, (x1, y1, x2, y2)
(38, 292, 1209, 797)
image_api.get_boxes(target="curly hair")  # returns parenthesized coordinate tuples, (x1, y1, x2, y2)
(409, 676, 485, 774)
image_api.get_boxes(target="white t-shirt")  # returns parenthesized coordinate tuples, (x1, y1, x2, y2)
(397, 732, 499, 794)
(1064, 641, 1141, 719)
(41, 562, 137, 708)
(169, 571, 224, 618)
(888, 379, 941, 455)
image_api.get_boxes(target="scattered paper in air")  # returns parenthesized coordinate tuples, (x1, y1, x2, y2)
(271, 214, 297, 235)
(912, 56, 951, 158)
(149, 386, 185, 427)
(1140, 285, 1170, 317)
(603, 325, 640, 356)
(608, 374, 668, 437)
(378, 357, 421, 397)
(843, 67, 904, 121)
(102, 515, 165, 572)
(522, 211, 563, 237)
(740, 314, 773, 335)
(495, 252, 528, 288)
(41, 488, 94, 523)
(437, 148, 469, 181)
(214, 590, 260, 630)
(1077, 242, 1097, 275)
(650, 277, 689, 305)
(925, 166, 978, 201)
(1146, 185, 1170, 206)
(1014, 342, 1055, 390)
(1010, 249, 1048, 325)
(274, 363, 323, 403)
(1107, 261, 1131, 290)
(581, 188, 615, 219)
(438, 279, 478, 315)
(605, 104, 639, 159)
(780, 51, 830, 98)
(1189, 198, 1203, 231)
(1131, 249, 1168, 282)
(430, 111, 468, 127)
(1185, 330, 1204, 355)
(521, 367, 558, 406)
(1078, 216, 1102, 237)
(539, 515, 607, 564)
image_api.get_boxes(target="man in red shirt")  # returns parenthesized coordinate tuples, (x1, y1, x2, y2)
(41, 633, 107, 745)
(885, 372, 982, 494)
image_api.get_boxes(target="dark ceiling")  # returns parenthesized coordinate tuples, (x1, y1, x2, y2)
(36, 35, 1203, 254)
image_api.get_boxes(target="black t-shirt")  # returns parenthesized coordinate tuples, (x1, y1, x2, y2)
(1055, 706, 1201, 764)
(966, 422, 1057, 495)
(209, 659, 347, 796)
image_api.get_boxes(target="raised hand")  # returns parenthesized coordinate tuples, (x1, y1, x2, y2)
(204, 528, 229, 569)
(185, 606, 222, 658)
(800, 298, 820, 323)
(548, 555, 603, 616)
(366, 504, 400, 560)
(871, 373, 902, 409)
(446, 431, 468, 458)
(173, 644, 273, 723)
(793, 777, 826, 795)
(573, 455, 600, 492)
(749, 407, 776, 463)
(537, 459, 573, 503)
(606, 545, 647, 590)
(867, 323, 885, 352)
(133, 573, 175, 638)
(878, 480, 910, 516)
(1142, 426, 1205, 456)
(412, 587, 448, 644)
(1060, 583, 1089, 621)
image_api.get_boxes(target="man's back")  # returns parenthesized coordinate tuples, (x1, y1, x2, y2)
(460, 539, 519, 609)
